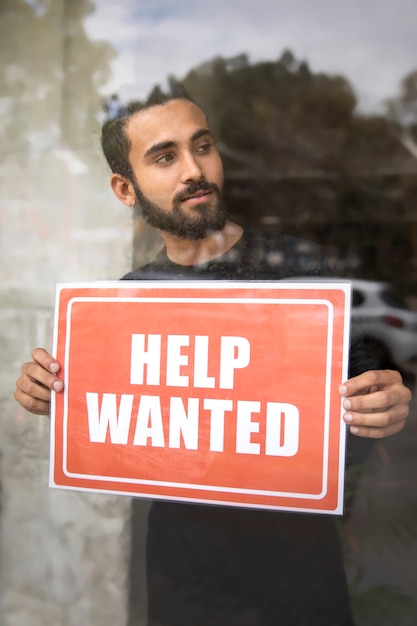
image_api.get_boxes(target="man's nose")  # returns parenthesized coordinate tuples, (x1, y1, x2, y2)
(180, 152, 203, 182)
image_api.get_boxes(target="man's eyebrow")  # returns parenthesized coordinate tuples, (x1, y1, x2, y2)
(143, 129, 212, 159)
(144, 140, 177, 158)
(191, 128, 212, 142)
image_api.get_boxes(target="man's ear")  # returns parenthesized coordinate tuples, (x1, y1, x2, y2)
(110, 173, 137, 207)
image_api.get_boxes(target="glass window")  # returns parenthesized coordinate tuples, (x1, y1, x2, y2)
(3, 2, 417, 625)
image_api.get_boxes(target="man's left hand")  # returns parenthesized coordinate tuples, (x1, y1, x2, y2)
(339, 369, 412, 438)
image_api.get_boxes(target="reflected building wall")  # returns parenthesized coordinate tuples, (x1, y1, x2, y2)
(0, 2, 135, 625)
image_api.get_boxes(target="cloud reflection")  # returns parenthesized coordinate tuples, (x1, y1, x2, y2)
(84, 0, 417, 112)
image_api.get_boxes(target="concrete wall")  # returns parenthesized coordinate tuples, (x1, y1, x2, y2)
(0, 2, 140, 624)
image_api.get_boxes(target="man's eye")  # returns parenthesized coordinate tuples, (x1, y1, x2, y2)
(155, 154, 174, 164)
(196, 142, 212, 153)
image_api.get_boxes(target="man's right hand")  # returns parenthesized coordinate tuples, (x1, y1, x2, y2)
(14, 348, 64, 415)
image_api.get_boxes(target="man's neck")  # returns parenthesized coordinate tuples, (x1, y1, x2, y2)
(158, 221, 244, 266)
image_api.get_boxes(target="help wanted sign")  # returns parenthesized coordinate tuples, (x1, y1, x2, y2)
(50, 281, 351, 514)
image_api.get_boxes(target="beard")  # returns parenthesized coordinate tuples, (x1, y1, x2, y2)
(132, 178, 228, 240)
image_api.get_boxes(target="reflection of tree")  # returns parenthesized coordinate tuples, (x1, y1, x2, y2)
(386, 69, 417, 158)
(103, 50, 417, 294)
(0, 0, 116, 163)
(178, 52, 417, 294)
(182, 50, 358, 171)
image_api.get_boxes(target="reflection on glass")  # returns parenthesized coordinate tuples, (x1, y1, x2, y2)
(3, 1, 417, 626)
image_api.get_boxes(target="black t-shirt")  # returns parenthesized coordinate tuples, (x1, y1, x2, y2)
(124, 229, 365, 626)
(124, 228, 331, 281)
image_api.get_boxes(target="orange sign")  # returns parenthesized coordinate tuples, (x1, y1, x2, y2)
(50, 281, 351, 514)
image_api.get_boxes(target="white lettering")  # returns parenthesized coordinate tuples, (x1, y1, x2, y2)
(193, 336, 216, 388)
(86, 393, 301, 456)
(235, 400, 261, 454)
(203, 398, 233, 452)
(168, 397, 199, 449)
(129, 334, 252, 390)
(265, 403, 300, 457)
(130, 334, 161, 385)
(86, 392, 133, 444)
(133, 395, 165, 447)
(166, 335, 189, 387)
(219, 336, 251, 389)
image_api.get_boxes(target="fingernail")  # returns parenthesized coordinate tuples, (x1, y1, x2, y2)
(344, 413, 352, 423)
(339, 385, 347, 395)
(50, 362, 59, 373)
(53, 380, 63, 392)
(343, 399, 351, 410)
(350, 426, 359, 435)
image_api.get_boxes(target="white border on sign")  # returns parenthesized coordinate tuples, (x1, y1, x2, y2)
(62, 295, 333, 500)
(49, 281, 351, 514)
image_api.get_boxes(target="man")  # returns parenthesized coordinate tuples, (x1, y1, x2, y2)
(15, 90, 411, 625)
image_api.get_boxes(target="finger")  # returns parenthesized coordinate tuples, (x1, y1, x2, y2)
(342, 387, 409, 414)
(346, 420, 405, 439)
(21, 361, 63, 392)
(31, 347, 61, 374)
(14, 388, 51, 416)
(344, 400, 408, 427)
(16, 372, 55, 401)
(339, 369, 403, 397)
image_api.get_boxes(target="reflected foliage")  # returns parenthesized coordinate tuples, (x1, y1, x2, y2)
(0, 0, 115, 162)
(181, 51, 417, 295)
(386, 68, 417, 157)
(109, 51, 417, 295)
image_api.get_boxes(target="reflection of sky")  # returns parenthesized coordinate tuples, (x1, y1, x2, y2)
(84, 0, 417, 113)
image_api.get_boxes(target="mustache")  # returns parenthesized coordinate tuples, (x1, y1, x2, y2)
(175, 179, 220, 202)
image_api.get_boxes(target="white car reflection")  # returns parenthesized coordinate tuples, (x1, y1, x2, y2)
(349, 279, 417, 370)
(285, 277, 417, 370)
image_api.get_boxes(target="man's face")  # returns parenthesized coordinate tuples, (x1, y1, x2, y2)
(125, 99, 226, 239)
